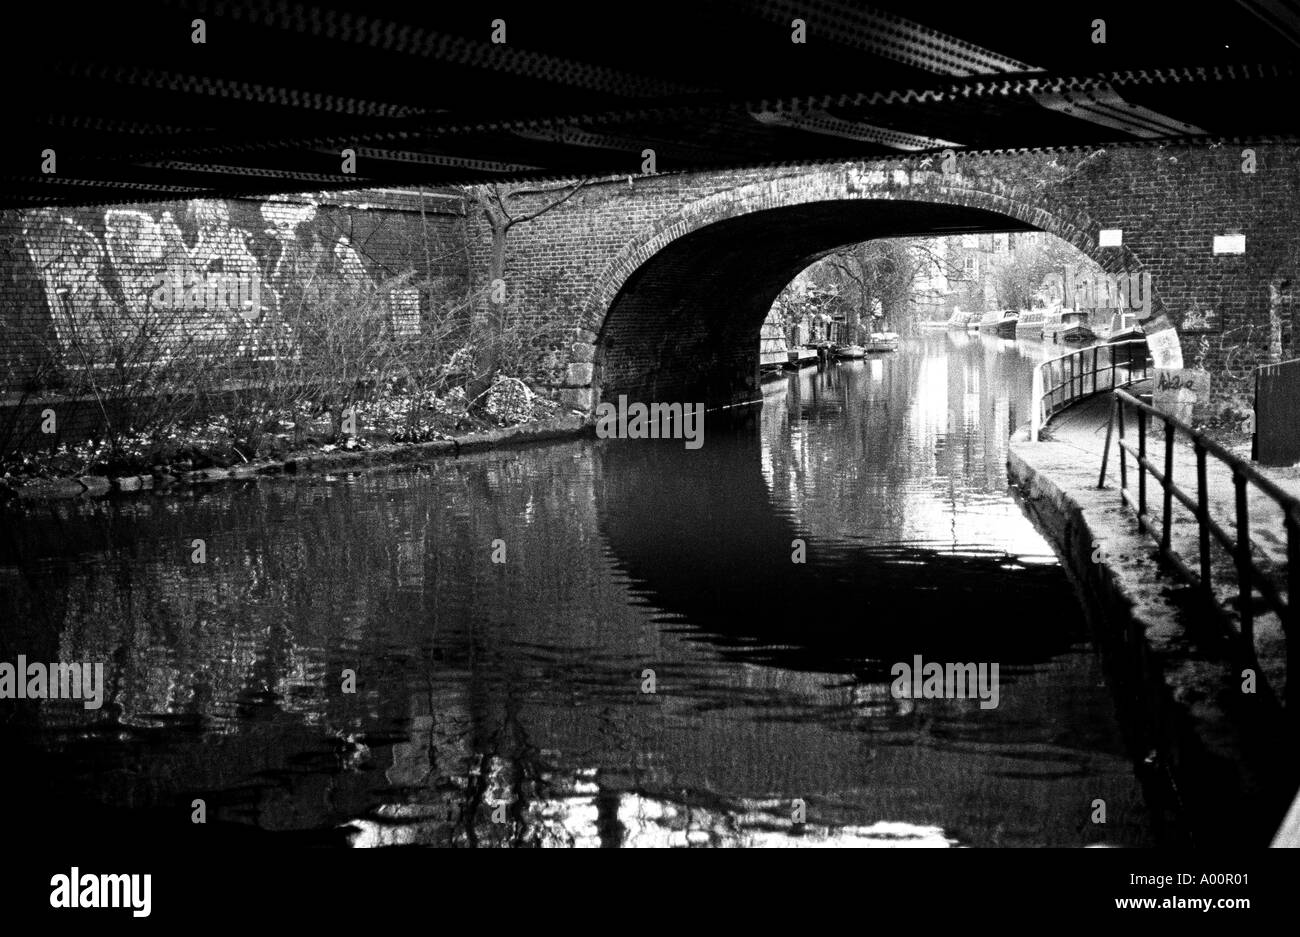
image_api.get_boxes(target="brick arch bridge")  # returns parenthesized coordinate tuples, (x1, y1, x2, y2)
(581, 167, 1151, 408)
(473, 144, 1300, 414)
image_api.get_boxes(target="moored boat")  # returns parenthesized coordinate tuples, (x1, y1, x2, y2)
(1016, 307, 1046, 339)
(1043, 308, 1095, 345)
(979, 309, 1020, 337)
(832, 343, 866, 359)
(1041, 308, 1064, 342)
(786, 346, 819, 368)
(1104, 319, 1149, 372)
(1059, 310, 1095, 344)
(1101, 310, 1145, 345)
(1107, 325, 1145, 345)
(864, 331, 900, 352)
(807, 340, 834, 364)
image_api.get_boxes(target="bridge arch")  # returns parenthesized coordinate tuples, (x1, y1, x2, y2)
(579, 165, 1167, 408)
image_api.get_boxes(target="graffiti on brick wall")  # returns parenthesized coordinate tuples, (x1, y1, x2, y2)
(1201, 322, 1265, 411)
(1221, 322, 1261, 382)
(1179, 299, 1222, 333)
(20, 196, 388, 362)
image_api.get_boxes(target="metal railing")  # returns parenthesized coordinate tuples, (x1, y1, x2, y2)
(1029, 340, 1151, 441)
(1098, 388, 1298, 701)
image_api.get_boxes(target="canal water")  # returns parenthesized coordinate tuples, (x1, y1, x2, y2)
(1, 332, 1154, 847)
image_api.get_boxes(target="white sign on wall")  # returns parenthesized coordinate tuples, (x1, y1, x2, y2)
(1145, 327, 1184, 370)
(1213, 234, 1246, 255)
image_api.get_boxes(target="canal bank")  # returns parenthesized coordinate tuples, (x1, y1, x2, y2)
(1007, 392, 1297, 847)
(0, 413, 590, 503)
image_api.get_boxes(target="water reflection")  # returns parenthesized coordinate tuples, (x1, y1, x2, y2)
(347, 788, 957, 848)
(1, 334, 1152, 847)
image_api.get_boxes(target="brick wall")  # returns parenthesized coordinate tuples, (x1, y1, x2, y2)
(472, 145, 1300, 413)
(6, 145, 1297, 426)
(1, 188, 468, 394)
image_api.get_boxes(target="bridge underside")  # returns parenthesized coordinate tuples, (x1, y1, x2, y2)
(596, 200, 1036, 408)
(5, 2, 1300, 208)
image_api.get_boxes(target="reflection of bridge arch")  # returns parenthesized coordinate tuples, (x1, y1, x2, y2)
(584, 168, 1167, 408)
(594, 418, 1079, 679)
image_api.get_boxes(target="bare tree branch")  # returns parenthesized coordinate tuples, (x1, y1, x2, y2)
(507, 178, 590, 228)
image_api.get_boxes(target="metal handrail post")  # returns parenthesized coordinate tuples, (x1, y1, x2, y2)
(1196, 442, 1212, 594)
(1138, 409, 1148, 520)
(1098, 393, 1116, 488)
(1118, 396, 1128, 493)
(1162, 419, 1175, 553)
(1235, 472, 1254, 644)
(1030, 364, 1043, 441)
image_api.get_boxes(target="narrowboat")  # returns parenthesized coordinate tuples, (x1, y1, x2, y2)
(978, 309, 1020, 337)
(832, 343, 866, 359)
(864, 332, 900, 352)
(1015, 307, 1046, 340)
(1101, 310, 1145, 345)
(1107, 325, 1145, 345)
(1044, 309, 1095, 345)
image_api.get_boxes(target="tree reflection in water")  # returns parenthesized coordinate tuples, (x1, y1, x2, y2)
(1, 335, 1153, 847)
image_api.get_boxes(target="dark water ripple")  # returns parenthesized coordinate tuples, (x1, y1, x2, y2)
(0, 333, 1152, 847)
